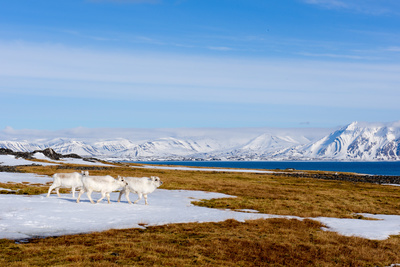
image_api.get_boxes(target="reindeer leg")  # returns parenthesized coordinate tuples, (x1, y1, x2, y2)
(87, 190, 96, 204)
(76, 189, 85, 203)
(133, 192, 143, 204)
(125, 188, 132, 204)
(96, 191, 106, 203)
(106, 192, 111, 204)
(118, 188, 124, 203)
(46, 184, 56, 197)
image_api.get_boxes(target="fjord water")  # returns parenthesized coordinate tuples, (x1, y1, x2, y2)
(134, 161, 400, 176)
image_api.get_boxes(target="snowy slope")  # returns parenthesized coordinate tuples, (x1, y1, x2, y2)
(0, 140, 44, 152)
(48, 139, 100, 157)
(225, 133, 310, 160)
(0, 122, 399, 161)
(298, 121, 400, 161)
(93, 139, 137, 155)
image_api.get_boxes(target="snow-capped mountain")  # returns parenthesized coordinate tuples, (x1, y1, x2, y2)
(0, 121, 399, 161)
(0, 140, 44, 152)
(49, 139, 101, 157)
(112, 137, 205, 159)
(209, 133, 312, 161)
(295, 121, 400, 161)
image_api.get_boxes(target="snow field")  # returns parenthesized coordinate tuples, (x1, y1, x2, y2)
(0, 172, 52, 184)
(0, 153, 115, 167)
(1, 172, 400, 241)
(0, 155, 43, 166)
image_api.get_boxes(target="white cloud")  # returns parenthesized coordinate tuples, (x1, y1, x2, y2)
(297, 52, 377, 60)
(303, 0, 348, 9)
(207, 46, 234, 51)
(386, 46, 400, 52)
(302, 0, 400, 15)
(0, 41, 400, 111)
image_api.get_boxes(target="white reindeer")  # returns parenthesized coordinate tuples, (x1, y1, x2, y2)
(46, 171, 88, 198)
(118, 176, 163, 205)
(76, 175, 127, 204)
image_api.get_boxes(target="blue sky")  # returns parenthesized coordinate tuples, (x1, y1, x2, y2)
(1, 0, 400, 130)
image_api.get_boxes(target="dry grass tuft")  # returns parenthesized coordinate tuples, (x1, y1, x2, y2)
(0, 182, 53, 195)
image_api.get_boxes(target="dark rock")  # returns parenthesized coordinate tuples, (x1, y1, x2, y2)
(33, 148, 62, 160)
(0, 148, 14, 155)
(63, 153, 82, 159)
(278, 172, 400, 185)
(0, 148, 103, 171)
(0, 148, 34, 159)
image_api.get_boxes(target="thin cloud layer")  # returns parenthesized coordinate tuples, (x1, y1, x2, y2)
(302, 0, 400, 15)
(1, 41, 399, 110)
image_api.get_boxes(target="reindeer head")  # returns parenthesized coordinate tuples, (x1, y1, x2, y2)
(151, 176, 163, 187)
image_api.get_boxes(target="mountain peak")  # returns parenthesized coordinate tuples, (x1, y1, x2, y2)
(302, 121, 400, 161)
(0, 123, 399, 161)
(346, 121, 359, 131)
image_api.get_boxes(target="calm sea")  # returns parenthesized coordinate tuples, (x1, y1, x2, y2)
(131, 161, 400, 176)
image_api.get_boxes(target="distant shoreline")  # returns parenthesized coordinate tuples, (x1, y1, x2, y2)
(126, 160, 400, 176)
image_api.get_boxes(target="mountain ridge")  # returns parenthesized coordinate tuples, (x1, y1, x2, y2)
(0, 121, 399, 161)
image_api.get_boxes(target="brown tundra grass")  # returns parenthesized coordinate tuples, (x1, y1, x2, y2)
(1, 162, 400, 266)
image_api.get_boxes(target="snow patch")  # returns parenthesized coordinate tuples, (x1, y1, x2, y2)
(0, 155, 55, 166)
(0, 190, 399, 240)
(0, 172, 52, 184)
(1, 171, 400, 241)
